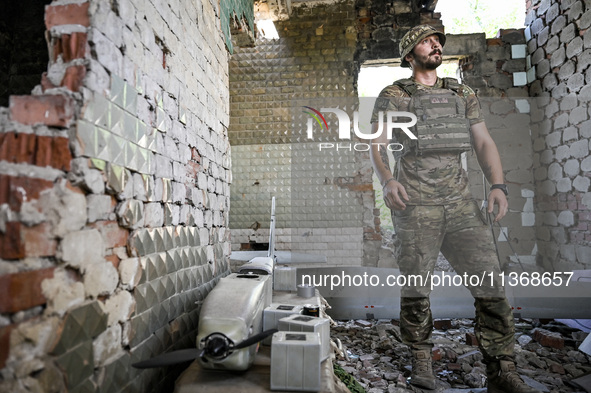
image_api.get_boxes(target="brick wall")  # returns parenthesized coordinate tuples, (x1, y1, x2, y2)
(0, 0, 240, 392)
(525, 0, 591, 270)
(229, 2, 381, 266)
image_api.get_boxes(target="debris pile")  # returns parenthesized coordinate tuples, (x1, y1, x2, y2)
(332, 318, 591, 392)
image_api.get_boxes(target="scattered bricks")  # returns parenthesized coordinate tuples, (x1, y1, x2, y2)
(355, 319, 372, 328)
(45, 2, 90, 30)
(22, 223, 58, 258)
(432, 347, 442, 361)
(447, 363, 462, 371)
(9, 95, 74, 128)
(0, 267, 55, 313)
(434, 319, 452, 330)
(0, 222, 25, 260)
(466, 332, 479, 346)
(549, 362, 565, 374)
(533, 328, 565, 349)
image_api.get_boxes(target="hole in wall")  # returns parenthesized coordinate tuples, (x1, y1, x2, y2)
(0, 0, 53, 107)
(357, 61, 461, 233)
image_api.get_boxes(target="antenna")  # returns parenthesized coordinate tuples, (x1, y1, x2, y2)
(268, 196, 276, 259)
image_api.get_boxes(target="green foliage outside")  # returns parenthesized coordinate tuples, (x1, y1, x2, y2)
(436, 0, 525, 38)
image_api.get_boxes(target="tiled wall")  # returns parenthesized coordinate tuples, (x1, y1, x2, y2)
(228, 2, 381, 266)
(525, 0, 591, 270)
(0, 0, 240, 392)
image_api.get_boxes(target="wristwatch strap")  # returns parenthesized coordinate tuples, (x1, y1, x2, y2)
(490, 184, 508, 196)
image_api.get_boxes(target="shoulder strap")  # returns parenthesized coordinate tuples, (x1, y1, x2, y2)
(392, 78, 418, 96)
(441, 77, 462, 93)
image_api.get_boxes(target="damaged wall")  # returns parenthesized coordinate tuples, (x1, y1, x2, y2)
(0, 0, 241, 391)
(525, 0, 591, 271)
(229, 1, 381, 266)
(230, 0, 539, 269)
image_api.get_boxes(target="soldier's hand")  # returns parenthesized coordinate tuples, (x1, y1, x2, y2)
(383, 179, 409, 210)
(488, 189, 508, 222)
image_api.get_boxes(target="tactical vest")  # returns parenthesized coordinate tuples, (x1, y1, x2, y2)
(393, 77, 472, 154)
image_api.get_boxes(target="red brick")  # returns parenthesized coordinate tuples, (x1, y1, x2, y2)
(0, 132, 36, 165)
(466, 332, 479, 346)
(90, 221, 129, 249)
(105, 254, 121, 269)
(9, 95, 74, 128)
(447, 362, 462, 371)
(0, 267, 55, 313)
(61, 32, 89, 62)
(50, 137, 72, 171)
(0, 222, 25, 260)
(45, 2, 90, 30)
(532, 328, 564, 349)
(0, 133, 71, 171)
(0, 175, 54, 211)
(434, 319, 452, 330)
(432, 347, 442, 361)
(22, 223, 57, 258)
(61, 65, 86, 92)
(0, 324, 14, 369)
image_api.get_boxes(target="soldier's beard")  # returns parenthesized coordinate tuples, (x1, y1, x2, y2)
(411, 50, 443, 70)
(414, 54, 442, 70)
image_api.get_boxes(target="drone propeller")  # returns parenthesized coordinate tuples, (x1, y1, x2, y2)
(131, 328, 278, 369)
(233, 328, 277, 349)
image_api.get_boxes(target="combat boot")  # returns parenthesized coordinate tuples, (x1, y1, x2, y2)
(409, 349, 436, 390)
(487, 360, 542, 393)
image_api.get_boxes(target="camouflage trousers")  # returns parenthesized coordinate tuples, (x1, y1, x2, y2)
(393, 199, 515, 362)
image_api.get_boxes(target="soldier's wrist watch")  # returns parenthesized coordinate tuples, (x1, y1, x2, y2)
(490, 184, 508, 196)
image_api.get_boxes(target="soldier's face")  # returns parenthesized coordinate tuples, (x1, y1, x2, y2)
(408, 34, 442, 70)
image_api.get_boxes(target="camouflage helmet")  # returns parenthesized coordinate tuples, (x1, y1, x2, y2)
(399, 25, 446, 68)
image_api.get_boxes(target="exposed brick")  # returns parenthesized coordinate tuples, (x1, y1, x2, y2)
(60, 33, 89, 62)
(105, 253, 121, 269)
(45, 2, 90, 30)
(90, 221, 129, 249)
(0, 222, 25, 260)
(50, 137, 72, 171)
(9, 95, 74, 128)
(532, 328, 565, 349)
(0, 175, 54, 211)
(0, 267, 55, 313)
(447, 362, 462, 371)
(61, 65, 87, 92)
(0, 133, 71, 171)
(22, 223, 58, 258)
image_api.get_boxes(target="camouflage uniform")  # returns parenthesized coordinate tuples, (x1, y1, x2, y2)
(371, 78, 515, 363)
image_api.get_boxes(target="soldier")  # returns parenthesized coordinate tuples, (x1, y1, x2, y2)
(369, 25, 541, 393)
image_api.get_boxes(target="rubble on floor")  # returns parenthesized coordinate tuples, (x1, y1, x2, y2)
(332, 318, 591, 393)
